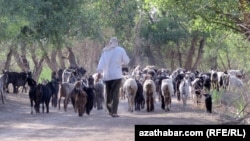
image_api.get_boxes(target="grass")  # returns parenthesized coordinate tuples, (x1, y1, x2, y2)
(211, 90, 222, 105)
(234, 96, 245, 118)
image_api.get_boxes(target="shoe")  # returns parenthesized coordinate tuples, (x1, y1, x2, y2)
(111, 114, 119, 118)
(107, 104, 112, 114)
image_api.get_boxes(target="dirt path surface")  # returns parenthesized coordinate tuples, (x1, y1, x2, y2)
(0, 93, 222, 141)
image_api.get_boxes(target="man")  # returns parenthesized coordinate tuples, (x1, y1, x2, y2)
(96, 37, 130, 117)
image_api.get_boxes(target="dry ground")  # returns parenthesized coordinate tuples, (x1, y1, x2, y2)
(0, 92, 226, 141)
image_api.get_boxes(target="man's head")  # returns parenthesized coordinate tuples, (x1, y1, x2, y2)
(108, 37, 118, 48)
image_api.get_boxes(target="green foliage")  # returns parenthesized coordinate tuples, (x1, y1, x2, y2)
(96, 0, 138, 39)
(38, 67, 52, 83)
(140, 16, 188, 45)
(0, 0, 250, 78)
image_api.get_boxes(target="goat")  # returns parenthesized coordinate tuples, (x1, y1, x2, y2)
(27, 77, 37, 114)
(134, 80, 145, 111)
(62, 67, 87, 83)
(92, 72, 103, 85)
(179, 77, 190, 108)
(191, 77, 203, 105)
(71, 81, 88, 116)
(131, 65, 143, 82)
(123, 78, 138, 112)
(210, 70, 219, 91)
(71, 80, 95, 115)
(199, 73, 211, 93)
(75, 89, 88, 117)
(70, 81, 82, 112)
(87, 75, 95, 88)
(93, 82, 104, 110)
(34, 79, 59, 113)
(161, 78, 174, 112)
(83, 86, 94, 115)
(173, 73, 185, 101)
(143, 79, 156, 112)
(51, 69, 64, 83)
(58, 82, 75, 111)
(3, 71, 32, 94)
(156, 75, 170, 108)
(203, 93, 212, 113)
(217, 71, 229, 90)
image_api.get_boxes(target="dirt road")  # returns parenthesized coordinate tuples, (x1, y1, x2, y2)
(0, 93, 221, 141)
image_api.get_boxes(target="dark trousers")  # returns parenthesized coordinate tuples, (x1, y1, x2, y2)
(105, 79, 122, 114)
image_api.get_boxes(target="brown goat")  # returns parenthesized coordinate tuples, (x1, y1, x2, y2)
(71, 81, 83, 112)
(210, 70, 219, 91)
(74, 88, 88, 117)
(143, 79, 156, 112)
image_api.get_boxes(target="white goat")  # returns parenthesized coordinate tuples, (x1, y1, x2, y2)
(161, 78, 174, 111)
(123, 78, 138, 112)
(179, 77, 190, 108)
(143, 79, 156, 112)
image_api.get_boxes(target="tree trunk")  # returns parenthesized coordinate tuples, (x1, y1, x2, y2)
(20, 42, 30, 72)
(50, 50, 58, 69)
(30, 44, 45, 82)
(65, 47, 78, 68)
(192, 38, 206, 71)
(4, 47, 13, 71)
(13, 45, 28, 72)
(185, 35, 198, 70)
(33, 55, 45, 82)
(57, 48, 66, 69)
(44, 53, 58, 72)
(38, 42, 58, 72)
(157, 47, 165, 68)
(218, 54, 227, 71)
(170, 50, 175, 72)
(145, 45, 155, 65)
(176, 41, 182, 68)
(210, 56, 218, 70)
(226, 48, 231, 69)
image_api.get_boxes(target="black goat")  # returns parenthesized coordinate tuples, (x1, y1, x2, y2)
(203, 93, 212, 113)
(3, 71, 32, 94)
(134, 80, 145, 111)
(83, 86, 94, 115)
(27, 77, 37, 114)
(34, 79, 59, 113)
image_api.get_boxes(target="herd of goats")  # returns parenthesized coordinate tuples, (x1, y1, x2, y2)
(0, 65, 245, 117)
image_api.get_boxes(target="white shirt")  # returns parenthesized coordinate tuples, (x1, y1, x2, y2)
(97, 46, 129, 81)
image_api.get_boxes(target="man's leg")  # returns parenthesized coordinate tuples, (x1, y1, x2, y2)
(105, 80, 112, 114)
(110, 79, 122, 116)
